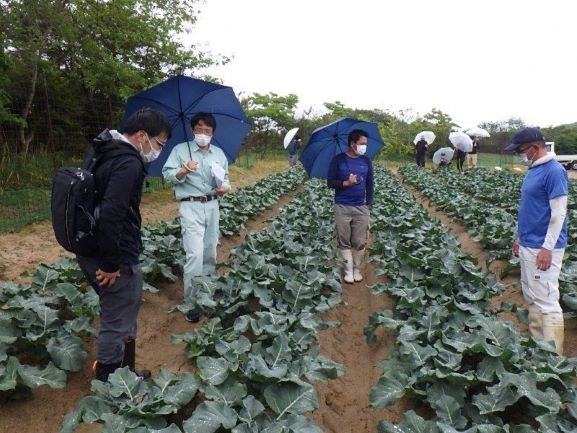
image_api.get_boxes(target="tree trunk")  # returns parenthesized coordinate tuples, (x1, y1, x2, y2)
(43, 74, 54, 152)
(107, 95, 113, 128)
(19, 52, 39, 156)
(19, 130, 34, 157)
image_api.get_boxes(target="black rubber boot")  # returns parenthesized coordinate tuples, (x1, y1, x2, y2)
(185, 309, 200, 323)
(94, 361, 121, 382)
(122, 338, 151, 379)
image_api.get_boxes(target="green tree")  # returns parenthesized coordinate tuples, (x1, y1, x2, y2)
(322, 101, 412, 157)
(0, 45, 21, 125)
(412, 108, 458, 155)
(1, 0, 221, 155)
(543, 124, 577, 154)
(241, 92, 299, 150)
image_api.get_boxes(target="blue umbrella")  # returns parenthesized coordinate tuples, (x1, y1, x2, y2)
(299, 118, 385, 178)
(123, 75, 251, 176)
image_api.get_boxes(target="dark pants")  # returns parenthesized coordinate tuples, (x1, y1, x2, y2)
(416, 152, 426, 167)
(77, 256, 143, 364)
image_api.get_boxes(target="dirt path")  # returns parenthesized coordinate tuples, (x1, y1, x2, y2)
(0, 160, 289, 284)
(310, 246, 418, 433)
(0, 188, 299, 433)
(0, 187, 411, 433)
(0, 161, 291, 432)
(398, 175, 577, 358)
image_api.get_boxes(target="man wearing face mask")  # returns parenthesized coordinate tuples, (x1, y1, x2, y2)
(162, 112, 230, 323)
(327, 129, 374, 284)
(76, 108, 172, 381)
(505, 127, 569, 355)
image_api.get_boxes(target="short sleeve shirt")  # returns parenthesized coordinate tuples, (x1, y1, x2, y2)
(518, 159, 568, 248)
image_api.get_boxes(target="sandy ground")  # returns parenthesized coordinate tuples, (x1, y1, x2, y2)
(0, 179, 296, 433)
(400, 177, 577, 359)
(0, 160, 288, 284)
(2, 163, 574, 433)
(0, 180, 412, 433)
(310, 253, 423, 432)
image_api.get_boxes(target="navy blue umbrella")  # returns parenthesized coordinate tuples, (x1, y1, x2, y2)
(123, 75, 251, 176)
(299, 118, 385, 179)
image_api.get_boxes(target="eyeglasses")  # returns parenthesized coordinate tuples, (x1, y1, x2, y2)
(193, 127, 213, 135)
(146, 135, 166, 150)
(517, 145, 533, 154)
(152, 137, 167, 148)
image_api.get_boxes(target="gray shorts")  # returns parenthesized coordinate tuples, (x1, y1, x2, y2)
(334, 204, 370, 250)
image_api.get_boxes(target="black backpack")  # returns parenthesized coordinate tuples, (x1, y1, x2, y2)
(51, 148, 135, 256)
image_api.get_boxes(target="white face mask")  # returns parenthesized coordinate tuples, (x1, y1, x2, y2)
(517, 153, 531, 166)
(517, 146, 535, 167)
(355, 144, 367, 156)
(141, 136, 161, 163)
(141, 148, 160, 163)
(195, 134, 211, 147)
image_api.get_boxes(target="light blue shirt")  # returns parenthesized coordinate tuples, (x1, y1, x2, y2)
(518, 159, 568, 249)
(162, 140, 230, 201)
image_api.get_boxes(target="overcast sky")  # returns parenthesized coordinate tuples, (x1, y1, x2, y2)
(189, 0, 577, 128)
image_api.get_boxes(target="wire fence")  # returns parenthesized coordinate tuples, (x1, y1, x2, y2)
(0, 148, 518, 234)
(0, 147, 283, 234)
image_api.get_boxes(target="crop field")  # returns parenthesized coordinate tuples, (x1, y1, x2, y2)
(2, 164, 577, 433)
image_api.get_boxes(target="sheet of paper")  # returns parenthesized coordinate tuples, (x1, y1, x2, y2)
(211, 161, 225, 187)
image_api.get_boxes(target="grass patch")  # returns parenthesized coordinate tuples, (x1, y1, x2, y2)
(0, 188, 52, 233)
(0, 148, 517, 234)
(0, 152, 292, 234)
(477, 153, 517, 168)
(0, 150, 84, 190)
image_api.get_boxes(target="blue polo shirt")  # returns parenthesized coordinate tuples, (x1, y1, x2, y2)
(518, 159, 568, 249)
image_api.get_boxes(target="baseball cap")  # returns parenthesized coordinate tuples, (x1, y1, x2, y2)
(504, 127, 545, 152)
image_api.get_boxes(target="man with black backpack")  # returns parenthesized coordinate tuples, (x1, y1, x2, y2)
(75, 108, 172, 382)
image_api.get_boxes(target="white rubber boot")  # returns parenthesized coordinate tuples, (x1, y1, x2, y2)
(542, 312, 564, 355)
(339, 249, 354, 284)
(528, 305, 544, 340)
(352, 249, 365, 282)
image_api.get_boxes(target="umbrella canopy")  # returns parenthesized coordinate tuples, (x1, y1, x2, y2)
(432, 147, 455, 165)
(466, 127, 490, 138)
(123, 75, 252, 176)
(283, 127, 299, 148)
(413, 131, 436, 145)
(449, 131, 473, 152)
(299, 118, 384, 179)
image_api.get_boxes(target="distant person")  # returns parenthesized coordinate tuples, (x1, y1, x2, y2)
(327, 129, 374, 284)
(287, 135, 301, 166)
(455, 147, 466, 173)
(467, 138, 480, 169)
(438, 154, 451, 167)
(162, 113, 230, 323)
(415, 136, 428, 167)
(76, 108, 172, 382)
(507, 127, 568, 355)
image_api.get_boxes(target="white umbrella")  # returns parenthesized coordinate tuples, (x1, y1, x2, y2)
(413, 131, 436, 145)
(449, 131, 473, 152)
(283, 127, 299, 148)
(433, 147, 455, 165)
(466, 127, 490, 138)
